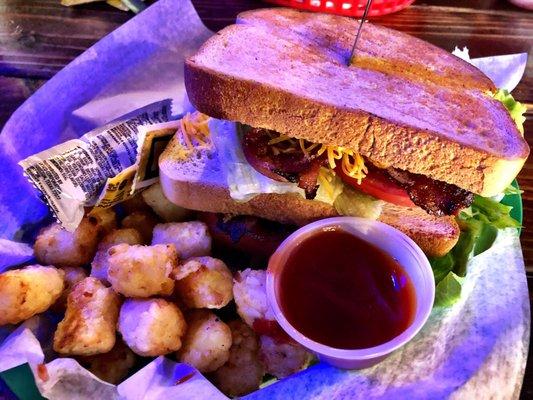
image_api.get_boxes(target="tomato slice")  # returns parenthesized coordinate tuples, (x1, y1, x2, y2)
(335, 165, 416, 207)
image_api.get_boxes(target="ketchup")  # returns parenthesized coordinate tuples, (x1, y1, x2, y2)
(278, 228, 416, 349)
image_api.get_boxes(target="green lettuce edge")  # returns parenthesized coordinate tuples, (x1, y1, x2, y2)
(429, 192, 521, 307)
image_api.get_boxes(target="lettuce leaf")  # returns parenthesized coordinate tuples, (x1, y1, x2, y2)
(429, 192, 520, 307)
(492, 89, 527, 135)
(315, 168, 384, 219)
(430, 253, 454, 284)
(504, 185, 523, 196)
(466, 195, 521, 230)
(315, 167, 344, 204)
(209, 120, 305, 201)
(333, 185, 384, 220)
(434, 272, 464, 307)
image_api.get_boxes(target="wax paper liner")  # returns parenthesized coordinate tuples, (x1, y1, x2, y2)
(0, 0, 529, 399)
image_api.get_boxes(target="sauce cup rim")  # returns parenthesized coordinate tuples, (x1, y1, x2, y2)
(266, 216, 435, 361)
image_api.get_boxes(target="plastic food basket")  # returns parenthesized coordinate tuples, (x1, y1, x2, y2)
(265, 0, 415, 17)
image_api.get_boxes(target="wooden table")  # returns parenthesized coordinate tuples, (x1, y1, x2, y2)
(0, 0, 531, 398)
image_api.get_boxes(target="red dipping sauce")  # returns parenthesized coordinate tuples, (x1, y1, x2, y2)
(278, 228, 416, 349)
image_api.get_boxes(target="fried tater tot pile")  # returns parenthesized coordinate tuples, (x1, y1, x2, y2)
(0, 265, 64, 325)
(3, 189, 317, 397)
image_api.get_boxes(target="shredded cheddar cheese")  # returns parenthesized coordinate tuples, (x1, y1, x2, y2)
(268, 135, 292, 145)
(267, 133, 368, 184)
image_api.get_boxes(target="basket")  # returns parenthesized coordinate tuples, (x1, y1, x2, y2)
(265, 0, 415, 17)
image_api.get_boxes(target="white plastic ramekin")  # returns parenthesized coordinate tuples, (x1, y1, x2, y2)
(266, 217, 435, 369)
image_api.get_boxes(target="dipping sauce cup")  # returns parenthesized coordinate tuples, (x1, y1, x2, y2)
(266, 217, 435, 369)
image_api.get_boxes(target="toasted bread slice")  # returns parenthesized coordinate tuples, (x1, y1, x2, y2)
(159, 132, 459, 257)
(185, 8, 528, 197)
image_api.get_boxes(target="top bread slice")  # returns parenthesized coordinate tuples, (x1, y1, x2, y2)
(185, 8, 529, 197)
(159, 128, 459, 257)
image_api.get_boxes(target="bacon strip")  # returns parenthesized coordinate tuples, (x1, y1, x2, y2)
(242, 127, 323, 198)
(296, 158, 323, 199)
(387, 169, 474, 216)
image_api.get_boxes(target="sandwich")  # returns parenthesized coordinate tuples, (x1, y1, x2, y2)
(159, 8, 528, 259)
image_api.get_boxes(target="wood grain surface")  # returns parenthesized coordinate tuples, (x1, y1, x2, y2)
(0, 0, 531, 396)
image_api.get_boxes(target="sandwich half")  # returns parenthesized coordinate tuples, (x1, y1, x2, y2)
(159, 8, 528, 257)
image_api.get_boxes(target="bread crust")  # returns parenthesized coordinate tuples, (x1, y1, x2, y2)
(185, 8, 528, 197)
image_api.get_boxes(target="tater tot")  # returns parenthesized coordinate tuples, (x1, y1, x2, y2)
(118, 298, 187, 356)
(121, 193, 151, 215)
(53, 277, 120, 356)
(233, 269, 275, 328)
(98, 228, 144, 251)
(78, 339, 136, 384)
(211, 320, 265, 397)
(173, 257, 233, 309)
(121, 211, 159, 243)
(0, 265, 64, 326)
(176, 310, 232, 373)
(259, 336, 311, 379)
(88, 208, 117, 237)
(152, 221, 211, 259)
(142, 183, 191, 222)
(107, 244, 177, 297)
(53, 266, 87, 311)
(34, 218, 99, 267)
(90, 229, 143, 282)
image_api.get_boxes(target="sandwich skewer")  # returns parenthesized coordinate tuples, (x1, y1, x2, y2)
(349, 0, 373, 64)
